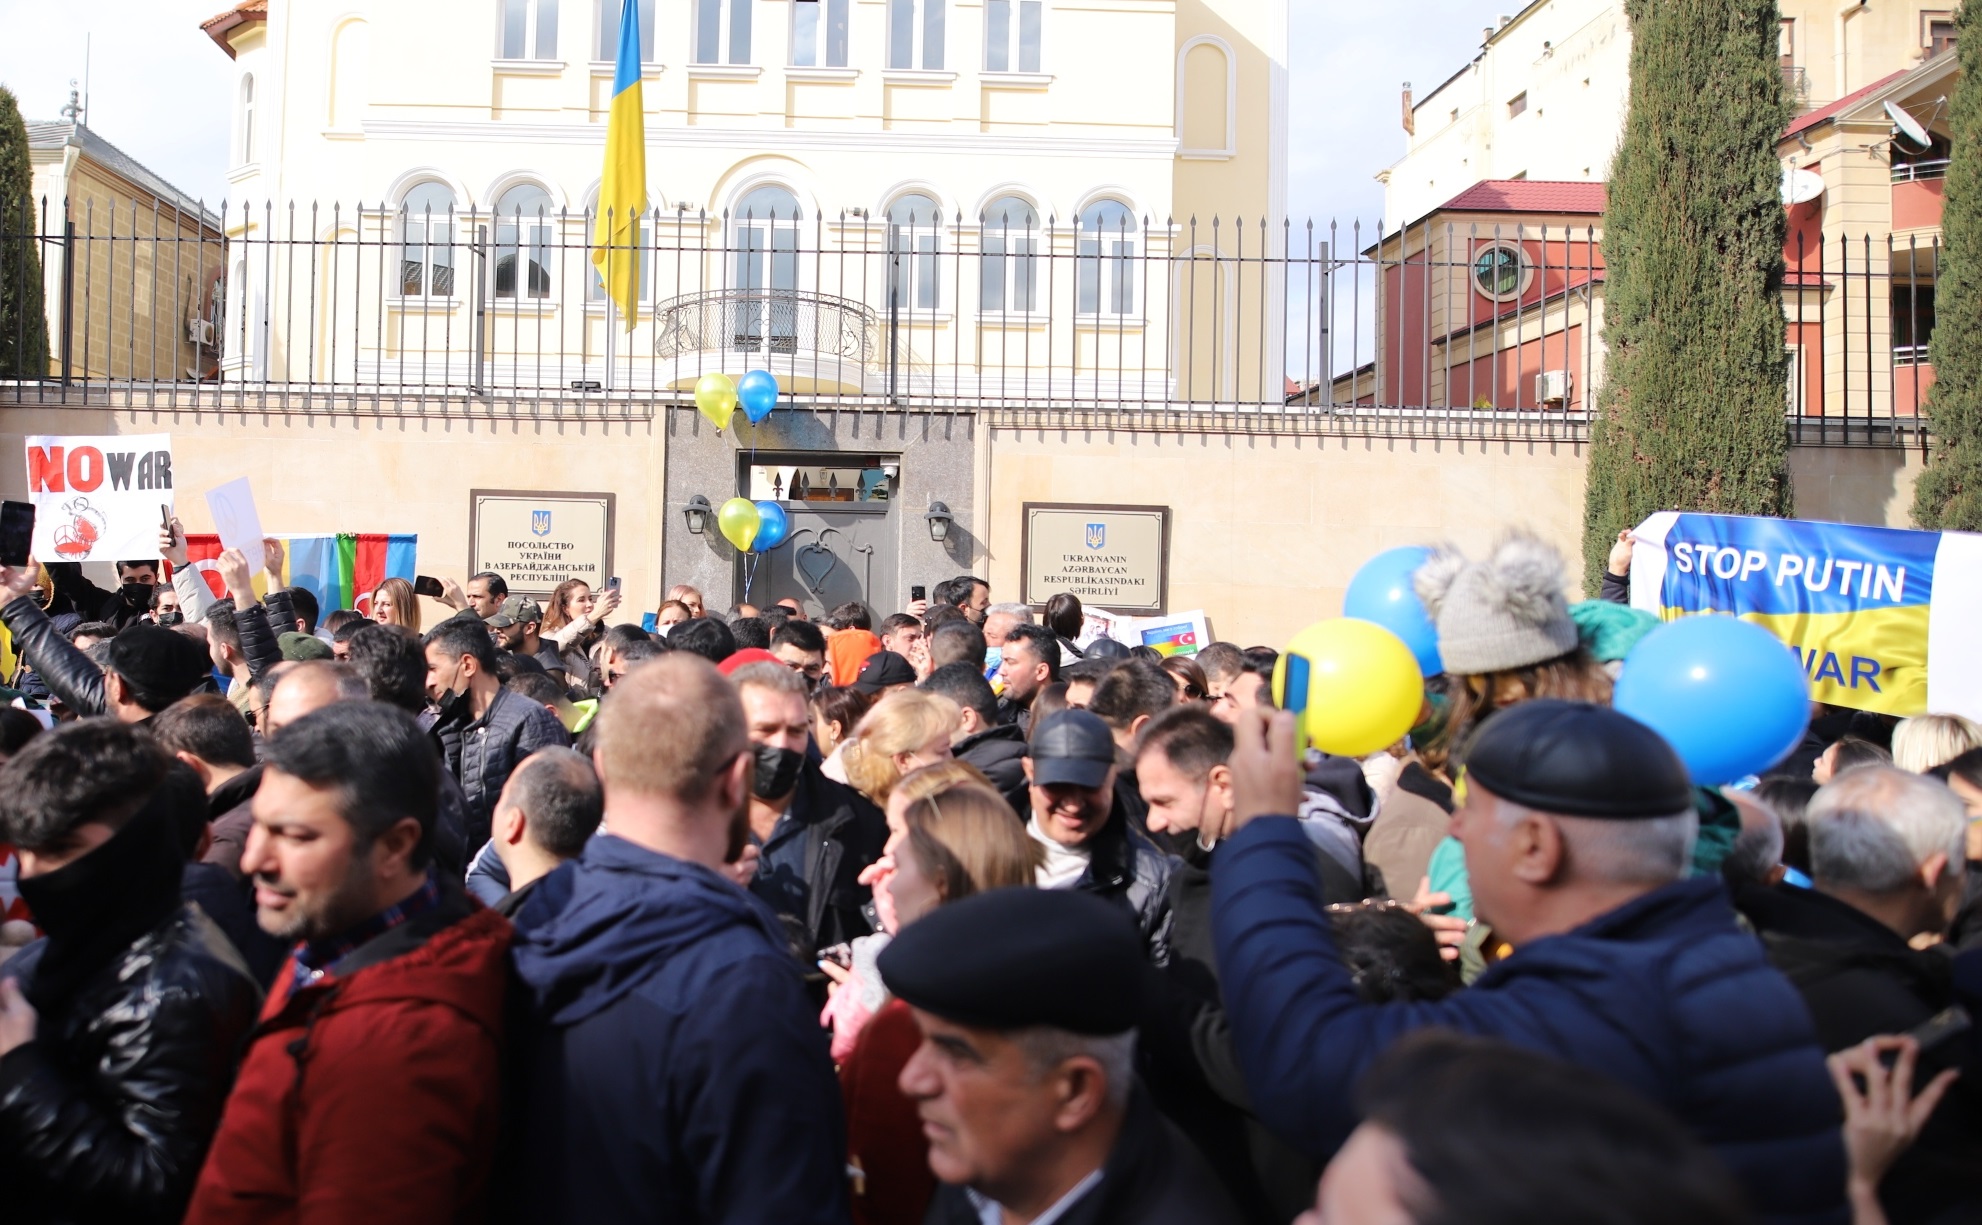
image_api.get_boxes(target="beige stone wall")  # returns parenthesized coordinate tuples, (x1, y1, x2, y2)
(1789, 443, 1925, 530)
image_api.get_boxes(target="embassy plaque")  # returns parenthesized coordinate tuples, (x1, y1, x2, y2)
(468, 489, 615, 596)
(1021, 503, 1170, 613)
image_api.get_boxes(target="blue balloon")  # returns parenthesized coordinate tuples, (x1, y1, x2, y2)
(738, 369, 781, 423)
(1613, 615, 1810, 785)
(750, 500, 791, 552)
(1342, 546, 1443, 677)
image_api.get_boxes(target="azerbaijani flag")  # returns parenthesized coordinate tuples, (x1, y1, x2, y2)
(592, 0, 646, 329)
(183, 533, 417, 617)
(1140, 623, 1200, 658)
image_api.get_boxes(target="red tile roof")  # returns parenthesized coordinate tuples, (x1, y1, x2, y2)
(1435, 180, 1608, 215)
(201, 0, 267, 59)
(1783, 69, 1909, 140)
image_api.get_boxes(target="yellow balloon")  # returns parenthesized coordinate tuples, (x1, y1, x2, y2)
(1272, 618, 1425, 758)
(696, 373, 739, 431)
(717, 497, 761, 552)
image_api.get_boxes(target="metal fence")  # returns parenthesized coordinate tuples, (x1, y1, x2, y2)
(0, 196, 1936, 445)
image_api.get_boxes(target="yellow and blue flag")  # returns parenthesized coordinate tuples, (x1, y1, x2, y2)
(592, 0, 647, 329)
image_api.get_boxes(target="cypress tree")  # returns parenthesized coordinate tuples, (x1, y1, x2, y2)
(1913, 2, 1982, 530)
(0, 86, 48, 380)
(1582, 0, 1792, 590)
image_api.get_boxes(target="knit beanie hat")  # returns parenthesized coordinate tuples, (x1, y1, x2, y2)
(1414, 531, 1580, 675)
(1568, 600, 1660, 664)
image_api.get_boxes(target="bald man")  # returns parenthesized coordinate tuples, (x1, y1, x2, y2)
(265, 661, 367, 736)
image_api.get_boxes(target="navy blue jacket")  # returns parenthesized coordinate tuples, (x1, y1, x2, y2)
(1211, 817, 1847, 1225)
(504, 834, 850, 1224)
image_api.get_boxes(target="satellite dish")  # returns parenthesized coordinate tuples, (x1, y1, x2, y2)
(1780, 167, 1825, 206)
(1885, 99, 1932, 150)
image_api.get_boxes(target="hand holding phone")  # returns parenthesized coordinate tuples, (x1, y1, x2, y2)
(413, 575, 446, 599)
(0, 502, 36, 569)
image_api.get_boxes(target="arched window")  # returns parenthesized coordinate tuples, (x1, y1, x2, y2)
(887, 193, 942, 310)
(887, 0, 944, 69)
(494, 183, 555, 299)
(979, 195, 1038, 312)
(398, 182, 457, 297)
(329, 19, 370, 129)
(984, 0, 1039, 71)
(238, 75, 256, 165)
(1076, 200, 1135, 315)
(500, 0, 559, 59)
(732, 186, 801, 350)
(1176, 37, 1235, 157)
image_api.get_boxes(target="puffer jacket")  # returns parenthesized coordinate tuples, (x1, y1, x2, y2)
(952, 724, 1028, 815)
(1066, 803, 1177, 966)
(0, 906, 263, 1225)
(750, 762, 888, 957)
(1212, 817, 1848, 1225)
(430, 686, 571, 849)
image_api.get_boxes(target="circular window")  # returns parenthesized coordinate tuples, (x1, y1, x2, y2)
(1473, 244, 1530, 300)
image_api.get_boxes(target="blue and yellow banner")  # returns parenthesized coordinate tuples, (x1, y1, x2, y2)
(592, 0, 647, 329)
(1629, 512, 1982, 719)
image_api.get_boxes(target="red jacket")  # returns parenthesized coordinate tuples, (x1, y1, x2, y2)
(185, 894, 511, 1225)
(841, 998, 937, 1225)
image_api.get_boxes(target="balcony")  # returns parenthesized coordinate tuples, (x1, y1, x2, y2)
(654, 289, 883, 395)
(1782, 65, 1810, 110)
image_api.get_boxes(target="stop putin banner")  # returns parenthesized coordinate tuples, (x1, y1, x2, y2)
(23, 434, 174, 564)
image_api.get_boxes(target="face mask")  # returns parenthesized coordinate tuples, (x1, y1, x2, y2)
(751, 743, 807, 800)
(433, 683, 472, 721)
(120, 581, 154, 607)
(154, 610, 184, 627)
(984, 646, 1003, 675)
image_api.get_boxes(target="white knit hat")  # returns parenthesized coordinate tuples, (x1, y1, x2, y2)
(1413, 531, 1580, 675)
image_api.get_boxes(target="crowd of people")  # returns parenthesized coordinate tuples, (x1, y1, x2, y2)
(0, 520, 1980, 1225)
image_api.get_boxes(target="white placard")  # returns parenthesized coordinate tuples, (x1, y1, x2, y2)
(204, 477, 267, 582)
(24, 434, 174, 564)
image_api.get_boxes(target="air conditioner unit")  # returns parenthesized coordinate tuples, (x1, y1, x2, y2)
(190, 319, 216, 348)
(1535, 369, 1572, 404)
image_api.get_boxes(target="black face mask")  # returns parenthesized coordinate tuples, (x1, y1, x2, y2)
(16, 796, 187, 1014)
(154, 610, 184, 627)
(751, 743, 806, 800)
(119, 581, 155, 608)
(432, 684, 472, 723)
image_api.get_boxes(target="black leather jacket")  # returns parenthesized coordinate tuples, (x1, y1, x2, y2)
(0, 905, 263, 1224)
(1071, 804, 1179, 967)
(1, 596, 110, 716)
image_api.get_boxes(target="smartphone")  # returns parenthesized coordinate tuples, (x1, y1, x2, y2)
(413, 575, 445, 599)
(160, 503, 174, 533)
(911, 585, 927, 602)
(0, 501, 34, 568)
(1281, 653, 1310, 756)
(817, 943, 854, 969)
(1880, 1005, 1972, 1068)
(607, 575, 622, 592)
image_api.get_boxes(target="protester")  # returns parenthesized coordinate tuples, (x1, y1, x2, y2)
(668, 616, 736, 665)
(1210, 699, 1846, 1224)
(502, 655, 849, 1222)
(931, 576, 990, 627)
(1830, 1035, 1963, 1225)
(186, 702, 510, 1224)
(997, 622, 1061, 733)
(44, 557, 163, 629)
(843, 689, 962, 808)
(490, 595, 566, 677)
(464, 571, 508, 620)
(983, 602, 1032, 649)
(152, 583, 184, 625)
(341, 622, 427, 709)
(880, 612, 924, 659)
(152, 694, 264, 877)
(920, 661, 1029, 814)
(541, 578, 620, 674)
(0, 722, 262, 1224)
(776, 596, 807, 620)
(774, 618, 830, 689)
(812, 683, 876, 763)
(423, 618, 572, 849)
(1161, 655, 1209, 704)
(830, 623, 885, 688)
(730, 614, 771, 651)
(854, 649, 919, 697)
(1045, 593, 1085, 661)
(732, 661, 889, 958)
(1816, 735, 1894, 784)
(1087, 659, 1178, 835)
(836, 781, 1039, 1225)
(506, 669, 597, 738)
(1299, 1031, 1751, 1225)
(664, 583, 706, 618)
(1891, 714, 1982, 775)
(1061, 657, 1113, 709)
(0, 559, 215, 722)
(927, 618, 988, 675)
(1205, 658, 1269, 725)
(264, 660, 369, 736)
(484, 747, 602, 917)
(656, 599, 692, 630)
(882, 887, 1242, 1225)
(1734, 766, 1981, 1223)
(329, 616, 364, 660)
(1022, 709, 1175, 963)
(370, 576, 420, 632)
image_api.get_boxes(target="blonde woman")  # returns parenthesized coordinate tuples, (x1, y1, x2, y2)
(840, 689, 960, 807)
(369, 577, 419, 632)
(665, 584, 705, 618)
(1892, 713, 1982, 774)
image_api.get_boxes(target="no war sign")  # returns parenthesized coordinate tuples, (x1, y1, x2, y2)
(24, 434, 175, 564)
(1628, 511, 1982, 723)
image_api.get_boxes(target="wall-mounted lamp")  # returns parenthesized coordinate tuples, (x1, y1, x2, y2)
(683, 494, 713, 535)
(925, 501, 954, 543)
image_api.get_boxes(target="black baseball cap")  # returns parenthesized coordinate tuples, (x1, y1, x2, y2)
(853, 650, 917, 694)
(1027, 709, 1117, 789)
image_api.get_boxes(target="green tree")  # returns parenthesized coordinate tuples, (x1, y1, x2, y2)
(1914, 3, 1982, 530)
(1582, 0, 1792, 589)
(0, 87, 48, 379)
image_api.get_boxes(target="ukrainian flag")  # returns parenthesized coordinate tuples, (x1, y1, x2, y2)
(592, 0, 647, 329)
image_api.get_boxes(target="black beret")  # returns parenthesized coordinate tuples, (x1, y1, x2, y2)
(1463, 699, 1693, 820)
(104, 624, 215, 707)
(878, 888, 1144, 1035)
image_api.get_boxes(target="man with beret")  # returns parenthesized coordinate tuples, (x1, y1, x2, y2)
(1211, 700, 1848, 1225)
(0, 561, 216, 721)
(881, 888, 1242, 1225)
(1023, 709, 1176, 965)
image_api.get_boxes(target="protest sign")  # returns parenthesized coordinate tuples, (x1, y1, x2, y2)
(1628, 512, 1982, 722)
(1075, 607, 1211, 658)
(23, 434, 174, 563)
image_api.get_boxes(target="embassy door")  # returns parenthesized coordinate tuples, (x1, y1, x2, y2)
(739, 453, 899, 620)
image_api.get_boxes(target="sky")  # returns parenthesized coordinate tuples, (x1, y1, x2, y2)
(0, 0, 1520, 223)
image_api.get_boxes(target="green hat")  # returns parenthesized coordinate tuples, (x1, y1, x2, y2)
(278, 632, 334, 662)
(1568, 600, 1660, 664)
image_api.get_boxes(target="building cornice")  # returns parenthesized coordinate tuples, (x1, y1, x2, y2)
(360, 119, 1181, 160)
